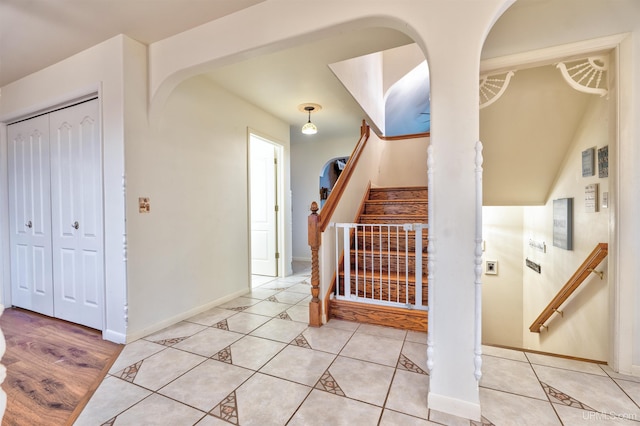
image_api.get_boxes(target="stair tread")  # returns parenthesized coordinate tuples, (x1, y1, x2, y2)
(370, 186, 428, 191)
(359, 214, 428, 220)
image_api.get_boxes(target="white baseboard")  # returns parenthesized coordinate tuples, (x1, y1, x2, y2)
(292, 257, 311, 263)
(428, 392, 481, 422)
(124, 288, 249, 343)
(103, 329, 127, 344)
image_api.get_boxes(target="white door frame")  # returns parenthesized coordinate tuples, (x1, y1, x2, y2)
(247, 129, 285, 280)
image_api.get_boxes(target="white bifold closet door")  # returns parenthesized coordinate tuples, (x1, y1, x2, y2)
(7, 99, 104, 330)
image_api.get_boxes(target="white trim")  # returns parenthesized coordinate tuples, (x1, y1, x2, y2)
(428, 392, 481, 422)
(480, 33, 629, 75)
(292, 256, 312, 263)
(125, 288, 249, 343)
(103, 329, 127, 344)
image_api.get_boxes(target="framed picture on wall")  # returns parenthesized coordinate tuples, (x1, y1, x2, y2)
(582, 148, 595, 177)
(598, 146, 609, 178)
(553, 198, 573, 250)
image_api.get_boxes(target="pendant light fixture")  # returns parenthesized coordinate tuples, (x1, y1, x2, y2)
(299, 103, 321, 135)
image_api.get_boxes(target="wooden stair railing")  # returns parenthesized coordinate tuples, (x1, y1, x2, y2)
(308, 121, 370, 327)
(529, 243, 608, 333)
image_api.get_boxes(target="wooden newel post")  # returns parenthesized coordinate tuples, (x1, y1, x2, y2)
(308, 201, 322, 327)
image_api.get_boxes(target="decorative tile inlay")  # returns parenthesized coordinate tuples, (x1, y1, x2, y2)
(214, 319, 229, 330)
(471, 416, 496, 426)
(267, 296, 279, 302)
(210, 391, 239, 425)
(101, 417, 116, 426)
(541, 382, 595, 411)
(291, 334, 311, 349)
(229, 306, 250, 312)
(115, 360, 143, 383)
(211, 346, 233, 364)
(315, 370, 346, 396)
(153, 336, 188, 346)
(397, 353, 428, 375)
(277, 312, 293, 321)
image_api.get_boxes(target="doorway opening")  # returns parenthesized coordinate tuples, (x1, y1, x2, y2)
(249, 132, 284, 287)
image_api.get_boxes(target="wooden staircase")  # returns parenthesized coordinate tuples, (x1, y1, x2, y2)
(329, 186, 429, 332)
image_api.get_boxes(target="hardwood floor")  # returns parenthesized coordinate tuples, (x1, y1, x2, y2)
(0, 308, 123, 426)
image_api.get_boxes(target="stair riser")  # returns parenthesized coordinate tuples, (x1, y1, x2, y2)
(338, 280, 428, 305)
(329, 300, 428, 332)
(368, 189, 428, 201)
(354, 233, 427, 252)
(363, 203, 428, 215)
(359, 216, 428, 224)
(349, 253, 428, 274)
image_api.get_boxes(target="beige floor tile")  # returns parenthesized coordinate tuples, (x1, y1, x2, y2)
(480, 387, 560, 426)
(533, 364, 640, 418)
(225, 312, 271, 334)
(357, 323, 407, 341)
(526, 352, 607, 376)
(615, 378, 640, 408)
(185, 307, 236, 326)
(286, 282, 312, 294)
(340, 332, 403, 367)
(406, 330, 428, 344)
(74, 376, 152, 426)
(250, 317, 308, 343)
(159, 359, 253, 412)
(401, 341, 428, 372)
(324, 318, 361, 332)
(228, 335, 286, 370)
(328, 356, 395, 406)
(380, 409, 437, 425)
(386, 369, 429, 419)
(251, 275, 275, 287)
(480, 355, 547, 400)
(235, 373, 311, 425)
(601, 364, 640, 383)
(302, 326, 354, 354)
(111, 393, 205, 425)
(288, 389, 382, 426)
(246, 288, 279, 299)
(260, 344, 335, 386)
(132, 347, 206, 391)
(173, 327, 243, 357)
(144, 321, 207, 343)
(218, 296, 259, 310)
(109, 339, 166, 374)
(272, 290, 308, 304)
(196, 414, 237, 425)
(481, 344, 528, 362)
(243, 299, 292, 316)
(554, 403, 640, 425)
(285, 304, 309, 323)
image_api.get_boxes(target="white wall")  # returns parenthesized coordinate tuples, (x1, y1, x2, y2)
(482, 206, 524, 348)
(291, 132, 359, 261)
(125, 76, 290, 340)
(376, 137, 429, 188)
(521, 95, 609, 361)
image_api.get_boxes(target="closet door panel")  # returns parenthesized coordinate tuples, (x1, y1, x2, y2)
(7, 116, 54, 315)
(50, 99, 104, 329)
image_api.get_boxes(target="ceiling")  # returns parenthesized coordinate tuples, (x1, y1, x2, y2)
(0, 0, 597, 205)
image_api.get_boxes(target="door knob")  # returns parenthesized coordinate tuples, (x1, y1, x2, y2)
(25, 220, 32, 229)
(72, 221, 79, 230)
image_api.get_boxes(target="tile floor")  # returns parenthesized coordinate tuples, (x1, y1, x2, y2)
(77, 267, 640, 425)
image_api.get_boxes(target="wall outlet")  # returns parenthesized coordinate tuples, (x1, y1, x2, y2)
(485, 260, 498, 275)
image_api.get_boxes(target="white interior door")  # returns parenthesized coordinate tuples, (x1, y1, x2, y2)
(49, 100, 104, 329)
(7, 116, 54, 316)
(250, 135, 278, 277)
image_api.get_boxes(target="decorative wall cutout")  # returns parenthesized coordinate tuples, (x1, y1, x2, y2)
(556, 56, 608, 96)
(479, 71, 515, 109)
